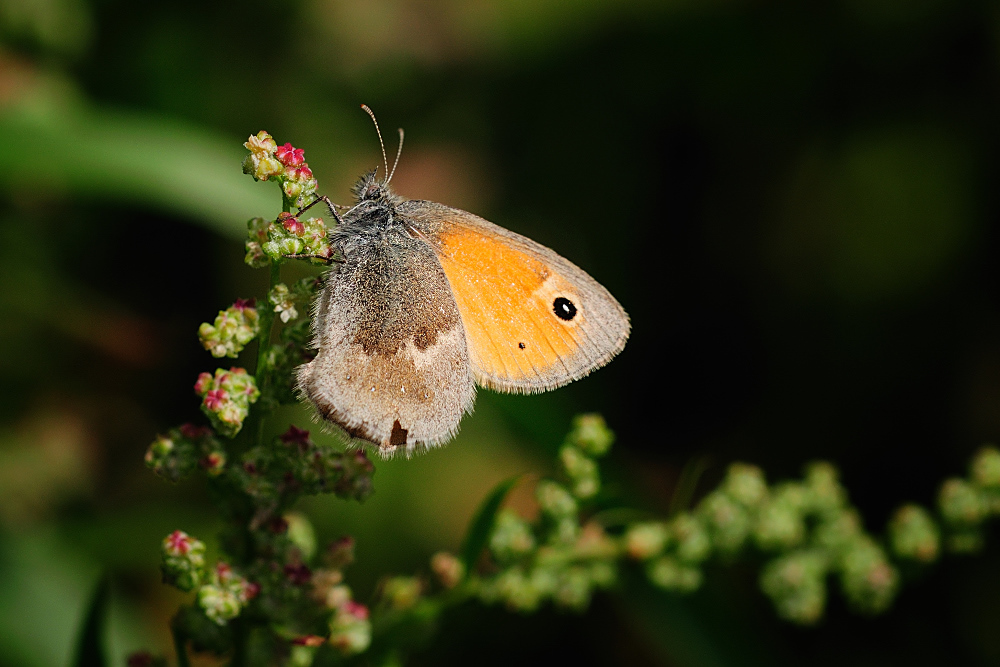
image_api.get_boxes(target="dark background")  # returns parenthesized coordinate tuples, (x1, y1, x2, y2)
(2, 0, 1000, 664)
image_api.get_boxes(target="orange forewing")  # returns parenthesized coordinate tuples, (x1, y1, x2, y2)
(433, 226, 585, 390)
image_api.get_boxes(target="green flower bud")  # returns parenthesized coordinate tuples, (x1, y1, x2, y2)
(755, 494, 806, 551)
(624, 522, 670, 560)
(194, 368, 260, 438)
(380, 576, 421, 611)
(145, 434, 197, 482)
(284, 512, 317, 561)
(938, 478, 988, 527)
(198, 585, 241, 625)
(812, 508, 863, 554)
(268, 283, 299, 323)
(697, 489, 751, 555)
(430, 552, 465, 589)
(803, 461, 847, 516)
(553, 566, 592, 611)
(536, 480, 578, 520)
(759, 550, 828, 625)
(490, 510, 536, 563)
(198, 299, 260, 359)
(971, 446, 1000, 499)
(329, 602, 371, 655)
(838, 537, 899, 615)
(559, 445, 600, 499)
(493, 567, 544, 612)
(671, 512, 711, 563)
(160, 530, 206, 591)
(565, 413, 614, 457)
(722, 463, 768, 508)
(888, 504, 940, 563)
(646, 556, 702, 593)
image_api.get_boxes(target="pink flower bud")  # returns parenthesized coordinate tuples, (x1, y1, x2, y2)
(282, 217, 305, 236)
(194, 373, 213, 395)
(204, 389, 227, 410)
(276, 143, 305, 166)
(165, 530, 193, 556)
(292, 635, 325, 647)
(233, 298, 256, 311)
(343, 600, 369, 620)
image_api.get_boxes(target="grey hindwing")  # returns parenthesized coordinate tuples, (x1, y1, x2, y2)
(297, 227, 476, 455)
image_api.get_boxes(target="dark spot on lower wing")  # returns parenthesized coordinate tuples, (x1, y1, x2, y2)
(389, 420, 408, 447)
(518, 342, 526, 349)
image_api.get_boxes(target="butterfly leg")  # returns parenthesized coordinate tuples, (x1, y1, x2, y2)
(297, 194, 344, 225)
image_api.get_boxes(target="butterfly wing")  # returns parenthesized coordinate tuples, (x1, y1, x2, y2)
(297, 228, 475, 454)
(400, 201, 630, 393)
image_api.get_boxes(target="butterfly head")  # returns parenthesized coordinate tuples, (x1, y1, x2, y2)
(352, 170, 402, 207)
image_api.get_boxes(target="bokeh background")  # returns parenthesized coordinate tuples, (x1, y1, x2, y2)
(2, 0, 1000, 664)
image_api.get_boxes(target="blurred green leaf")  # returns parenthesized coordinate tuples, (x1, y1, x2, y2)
(72, 575, 108, 667)
(459, 475, 521, 572)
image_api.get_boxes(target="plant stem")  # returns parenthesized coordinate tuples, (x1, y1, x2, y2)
(172, 624, 190, 667)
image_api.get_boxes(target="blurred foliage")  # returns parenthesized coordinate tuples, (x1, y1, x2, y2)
(4, 0, 1000, 665)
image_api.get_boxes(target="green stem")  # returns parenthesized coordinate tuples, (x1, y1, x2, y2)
(253, 261, 282, 446)
(172, 624, 190, 667)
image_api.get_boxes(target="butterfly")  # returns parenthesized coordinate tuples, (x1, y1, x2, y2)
(296, 107, 629, 455)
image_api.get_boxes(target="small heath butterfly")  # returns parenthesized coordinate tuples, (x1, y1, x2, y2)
(297, 107, 630, 455)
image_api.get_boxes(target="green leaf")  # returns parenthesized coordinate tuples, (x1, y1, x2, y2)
(72, 575, 109, 667)
(459, 475, 521, 573)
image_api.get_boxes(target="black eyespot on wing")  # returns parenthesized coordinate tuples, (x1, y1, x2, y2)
(518, 342, 526, 349)
(553, 297, 577, 321)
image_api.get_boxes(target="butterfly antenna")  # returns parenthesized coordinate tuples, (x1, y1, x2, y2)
(361, 104, 389, 182)
(387, 128, 404, 184)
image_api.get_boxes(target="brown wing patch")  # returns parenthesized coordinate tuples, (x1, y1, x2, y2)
(434, 226, 590, 391)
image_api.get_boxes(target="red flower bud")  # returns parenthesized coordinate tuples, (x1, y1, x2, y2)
(276, 143, 305, 167)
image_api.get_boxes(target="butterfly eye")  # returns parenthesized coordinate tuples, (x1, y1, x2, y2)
(553, 297, 577, 321)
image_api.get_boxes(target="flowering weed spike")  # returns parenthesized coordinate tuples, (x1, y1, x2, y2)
(194, 367, 260, 437)
(198, 298, 260, 358)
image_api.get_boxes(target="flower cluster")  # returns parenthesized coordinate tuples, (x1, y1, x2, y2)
(197, 298, 260, 358)
(935, 445, 1000, 552)
(161, 531, 207, 591)
(197, 562, 260, 626)
(471, 415, 620, 613)
(233, 426, 375, 508)
(242, 132, 318, 209)
(193, 367, 260, 437)
(245, 213, 333, 267)
(308, 538, 372, 655)
(145, 424, 225, 482)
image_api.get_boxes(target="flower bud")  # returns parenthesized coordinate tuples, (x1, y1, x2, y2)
(938, 478, 988, 527)
(490, 510, 536, 563)
(646, 556, 702, 593)
(536, 480, 578, 520)
(431, 551, 465, 589)
(565, 413, 614, 457)
(722, 463, 768, 508)
(284, 512, 317, 561)
(838, 537, 899, 615)
(559, 445, 600, 499)
(194, 367, 260, 438)
(759, 550, 828, 625)
(161, 530, 206, 591)
(971, 445, 1000, 492)
(269, 283, 299, 323)
(697, 489, 751, 555)
(888, 504, 940, 563)
(329, 602, 372, 655)
(754, 495, 805, 551)
(671, 512, 711, 563)
(624, 522, 670, 560)
(324, 536, 356, 569)
(198, 299, 260, 359)
(198, 585, 241, 625)
(812, 508, 863, 553)
(380, 576, 422, 611)
(553, 566, 592, 611)
(803, 461, 847, 515)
